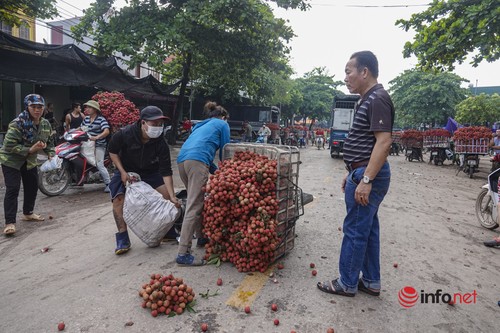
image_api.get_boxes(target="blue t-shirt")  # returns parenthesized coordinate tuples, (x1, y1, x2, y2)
(494, 137, 500, 155)
(81, 115, 110, 147)
(177, 118, 230, 170)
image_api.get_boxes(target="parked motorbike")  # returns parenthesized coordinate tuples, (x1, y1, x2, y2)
(457, 153, 480, 178)
(330, 140, 343, 158)
(389, 142, 400, 156)
(38, 129, 114, 196)
(475, 167, 500, 230)
(429, 147, 455, 165)
(405, 147, 423, 162)
(315, 136, 325, 150)
(163, 125, 190, 141)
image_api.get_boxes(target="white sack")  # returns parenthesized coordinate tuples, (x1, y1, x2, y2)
(123, 181, 180, 247)
(81, 140, 96, 166)
(39, 155, 63, 172)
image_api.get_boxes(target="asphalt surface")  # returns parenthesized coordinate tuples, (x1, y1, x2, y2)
(0, 144, 499, 333)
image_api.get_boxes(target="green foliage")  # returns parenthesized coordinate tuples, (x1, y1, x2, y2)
(0, 0, 58, 27)
(455, 93, 500, 125)
(72, 0, 309, 103)
(389, 69, 468, 128)
(293, 67, 344, 122)
(397, 0, 500, 70)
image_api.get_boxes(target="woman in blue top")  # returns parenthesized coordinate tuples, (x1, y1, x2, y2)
(176, 101, 230, 266)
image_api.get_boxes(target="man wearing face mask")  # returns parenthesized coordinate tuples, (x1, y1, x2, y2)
(107, 106, 180, 255)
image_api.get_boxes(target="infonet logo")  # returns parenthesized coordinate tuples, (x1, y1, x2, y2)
(398, 286, 478, 308)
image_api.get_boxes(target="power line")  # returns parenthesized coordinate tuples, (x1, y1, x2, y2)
(57, 0, 86, 14)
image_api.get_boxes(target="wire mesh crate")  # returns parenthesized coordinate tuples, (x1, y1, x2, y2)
(222, 143, 302, 262)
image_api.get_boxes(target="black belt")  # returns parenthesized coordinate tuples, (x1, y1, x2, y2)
(345, 159, 370, 172)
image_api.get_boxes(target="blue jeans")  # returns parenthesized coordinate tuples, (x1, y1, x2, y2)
(338, 162, 391, 293)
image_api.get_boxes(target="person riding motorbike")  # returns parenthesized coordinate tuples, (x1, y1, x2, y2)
(315, 128, 325, 149)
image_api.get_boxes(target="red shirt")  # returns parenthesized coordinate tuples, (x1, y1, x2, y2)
(316, 129, 324, 136)
(182, 120, 192, 131)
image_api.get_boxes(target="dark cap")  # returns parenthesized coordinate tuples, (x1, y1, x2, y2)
(140, 106, 168, 121)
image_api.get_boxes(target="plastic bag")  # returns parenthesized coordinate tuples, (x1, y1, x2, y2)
(39, 155, 63, 172)
(81, 140, 96, 166)
(123, 181, 180, 247)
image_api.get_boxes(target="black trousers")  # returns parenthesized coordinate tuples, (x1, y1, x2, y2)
(2, 163, 39, 224)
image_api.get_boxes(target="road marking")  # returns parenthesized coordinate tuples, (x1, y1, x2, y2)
(226, 267, 272, 308)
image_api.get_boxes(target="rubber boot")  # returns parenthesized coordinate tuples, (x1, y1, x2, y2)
(115, 231, 131, 255)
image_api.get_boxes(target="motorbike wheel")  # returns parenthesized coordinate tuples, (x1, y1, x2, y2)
(38, 165, 71, 196)
(475, 188, 500, 229)
(468, 167, 474, 179)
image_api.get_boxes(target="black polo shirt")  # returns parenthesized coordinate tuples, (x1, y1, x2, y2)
(343, 84, 394, 164)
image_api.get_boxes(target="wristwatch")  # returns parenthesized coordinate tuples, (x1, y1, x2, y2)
(362, 175, 372, 184)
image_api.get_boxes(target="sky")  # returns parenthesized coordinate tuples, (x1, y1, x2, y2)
(37, 0, 499, 91)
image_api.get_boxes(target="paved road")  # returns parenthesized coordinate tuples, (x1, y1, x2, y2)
(0, 144, 498, 332)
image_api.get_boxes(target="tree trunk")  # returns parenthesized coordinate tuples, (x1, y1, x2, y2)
(169, 52, 192, 145)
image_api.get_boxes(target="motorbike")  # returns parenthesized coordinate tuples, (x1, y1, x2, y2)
(389, 142, 400, 156)
(405, 147, 423, 162)
(429, 147, 455, 165)
(330, 139, 343, 158)
(457, 153, 480, 178)
(315, 136, 325, 150)
(255, 135, 269, 144)
(475, 167, 500, 230)
(163, 125, 190, 141)
(38, 129, 114, 196)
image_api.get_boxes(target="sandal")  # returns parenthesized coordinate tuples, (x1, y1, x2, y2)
(358, 279, 380, 296)
(22, 214, 45, 222)
(176, 253, 205, 266)
(483, 239, 500, 247)
(3, 224, 16, 235)
(317, 279, 355, 297)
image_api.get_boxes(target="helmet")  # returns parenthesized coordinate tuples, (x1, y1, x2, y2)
(24, 94, 45, 110)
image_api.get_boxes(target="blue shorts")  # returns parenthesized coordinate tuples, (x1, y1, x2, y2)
(109, 171, 165, 200)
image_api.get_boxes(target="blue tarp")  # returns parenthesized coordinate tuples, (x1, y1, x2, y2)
(444, 117, 461, 134)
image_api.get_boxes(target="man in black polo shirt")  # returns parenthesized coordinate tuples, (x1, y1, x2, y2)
(317, 51, 394, 297)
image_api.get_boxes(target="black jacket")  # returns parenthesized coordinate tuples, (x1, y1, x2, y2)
(107, 121, 173, 177)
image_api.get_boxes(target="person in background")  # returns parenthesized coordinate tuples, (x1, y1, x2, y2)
(258, 123, 271, 144)
(65, 103, 83, 131)
(0, 94, 55, 235)
(315, 128, 326, 149)
(176, 101, 230, 266)
(242, 120, 253, 142)
(181, 117, 193, 133)
(317, 51, 394, 297)
(81, 100, 111, 192)
(43, 102, 59, 145)
(107, 106, 180, 255)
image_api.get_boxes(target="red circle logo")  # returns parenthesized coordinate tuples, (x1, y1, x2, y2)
(398, 286, 418, 308)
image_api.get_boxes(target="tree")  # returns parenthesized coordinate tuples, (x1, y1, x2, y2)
(294, 67, 344, 123)
(389, 69, 468, 128)
(397, 0, 500, 71)
(0, 0, 58, 27)
(455, 93, 500, 125)
(72, 0, 308, 142)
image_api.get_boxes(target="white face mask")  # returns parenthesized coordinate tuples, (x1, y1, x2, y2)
(145, 124, 163, 138)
